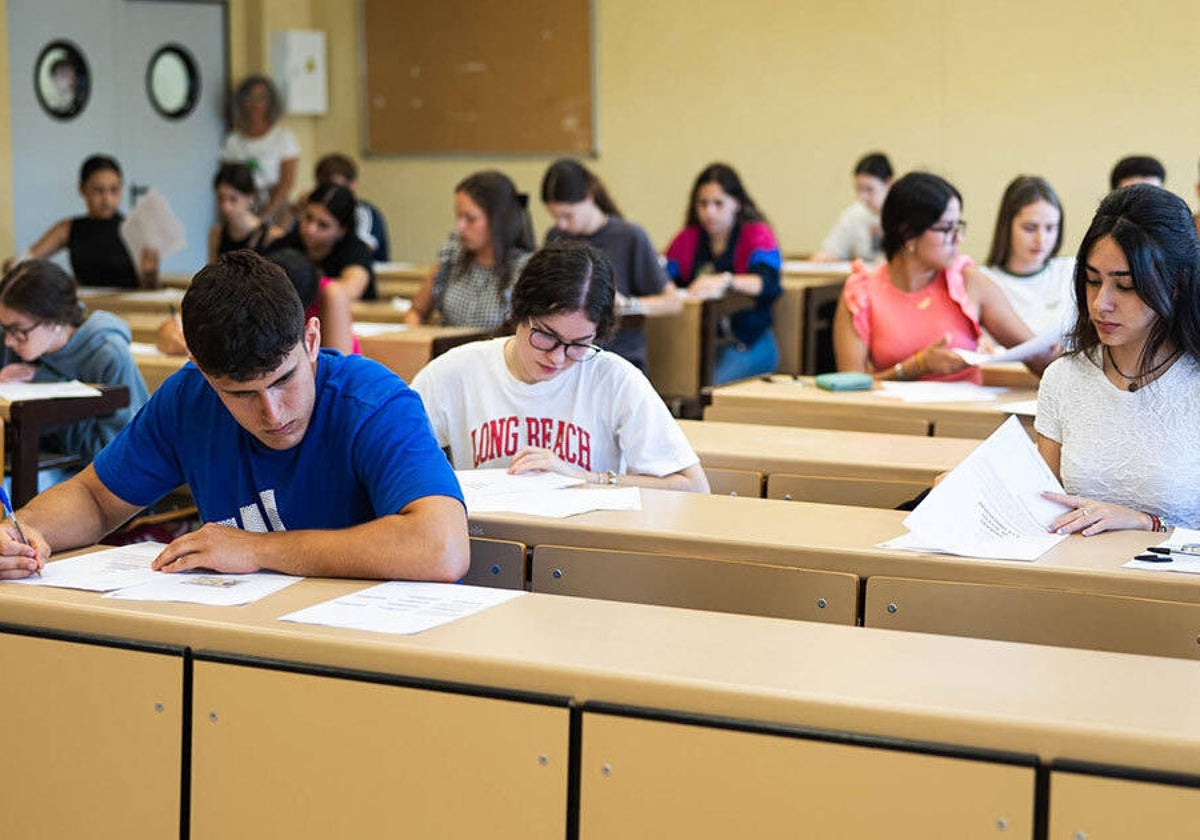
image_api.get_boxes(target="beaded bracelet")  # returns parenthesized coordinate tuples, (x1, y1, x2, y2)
(1148, 513, 1169, 532)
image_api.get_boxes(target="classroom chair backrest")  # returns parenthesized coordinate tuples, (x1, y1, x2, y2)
(462, 537, 527, 590)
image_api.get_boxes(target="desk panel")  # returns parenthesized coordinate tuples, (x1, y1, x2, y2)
(191, 659, 569, 839)
(1048, 770, 1200, 838)
(865, 576, 1200, 659)
(531, 544, 858, 624)
(579, 710, 1035, 839)
(358, 326, 488, 382)
(0, 631, 182, 839)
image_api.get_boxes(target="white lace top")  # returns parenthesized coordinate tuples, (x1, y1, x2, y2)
(1036, 350, 1200, 528)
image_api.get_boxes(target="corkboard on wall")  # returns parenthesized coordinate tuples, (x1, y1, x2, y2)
(362, 0, 594, 155)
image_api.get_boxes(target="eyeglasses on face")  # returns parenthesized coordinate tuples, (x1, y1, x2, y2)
(927, 220, 967, 241)
(1, 319, 43, 342)
(527, 324, 601, 362)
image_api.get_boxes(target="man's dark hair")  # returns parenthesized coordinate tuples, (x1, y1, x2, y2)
(1109, 155, 1166, 190)
(183, 249, 305, 380)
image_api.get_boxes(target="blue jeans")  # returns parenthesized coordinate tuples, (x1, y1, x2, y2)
(712, 329, 778, 385)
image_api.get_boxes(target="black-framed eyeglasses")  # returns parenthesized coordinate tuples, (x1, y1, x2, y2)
(528, 325, 601, 362)
(928, 220, 967, 241)
(1, 319, 43, 342)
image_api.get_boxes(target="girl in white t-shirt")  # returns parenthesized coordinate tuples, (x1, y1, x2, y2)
(982, 176, 1076, 337)
(412, 241, 710, 493)
(221, 75, 300, 224)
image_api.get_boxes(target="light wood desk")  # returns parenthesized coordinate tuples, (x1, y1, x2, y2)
(131, 345, 188, 392)
(374, 261, 431, 299)
(79, 286, 187, 317)
(358, 326, 490, 382)
(681, 419, 977, 504)
(472, 488, 1200, 660)
(644, 292, 754, 412)
(1, 571, 1199, 836)
(778, 260, 853, 375)
(1, 386, 130, 506)
(706, 376, 1037, 438)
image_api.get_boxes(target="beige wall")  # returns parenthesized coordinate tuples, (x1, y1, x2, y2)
(5, 2, 1200, 263)
(0, 0, 13, 257)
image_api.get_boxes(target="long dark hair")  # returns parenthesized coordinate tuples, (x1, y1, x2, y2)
(540, 159, 622, 218)
(985, 176, 1063, 268)
(1068, 184, 1200, 376)
(683, 163, 767, 227)
(880, 172, 962, 260)
(305, 184, 357, 232)
(456, 170, 534, 300)
(508, 240, 617, 343)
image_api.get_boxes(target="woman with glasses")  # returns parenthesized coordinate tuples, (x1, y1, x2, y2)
(833, 171, 1047, 383)
(412, 241, 709, 492)
(0, 260, 149, 484)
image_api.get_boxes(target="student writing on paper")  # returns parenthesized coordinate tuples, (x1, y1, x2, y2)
(405, 171, 534, 331)
(412, 241, 709, 494)
(0, 251, 467, 581)
(812, 152, 893, 263)
(207, 163, 282, 262)
(269, 185, 378, 300)
(1037, 185, 1200, 534)
(981, 176, 1076, 339)
(3, 155, 158, 288)
(541, 158, 682, 373)
(833, 172, 1053, 383)
(0, 260, 149, 483)
(665, 163, 783, 384)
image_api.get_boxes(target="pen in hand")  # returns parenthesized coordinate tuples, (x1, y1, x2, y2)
(0, 484, 38, 577)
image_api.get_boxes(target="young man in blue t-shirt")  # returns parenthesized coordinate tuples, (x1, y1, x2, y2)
(0, 250, 467, 581)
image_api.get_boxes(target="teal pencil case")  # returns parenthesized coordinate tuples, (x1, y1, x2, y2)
(814, 372, 874, 391)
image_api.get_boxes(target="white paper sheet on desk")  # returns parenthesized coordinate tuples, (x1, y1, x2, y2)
(953, 329, 1060, 366)
(782, 260, 855, 274)
(457, 468, 583, 497)
(0, 380, 103, 401)
(279, 581, 526, 635)
(6, 542, 165, 591)
(1124, 528, 1200, 574)
(129, 341, 168, 356)
(120, 189, 186, 260)
(352, 321, 407, 337)
(998, 399, 1038, 417)
(884, 416, 1067, 561)
(877, 381, 1009, 403)
(119, 287, 187, 303)
(105, 570, 301, 605)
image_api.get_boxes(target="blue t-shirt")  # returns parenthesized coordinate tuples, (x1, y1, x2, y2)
(94, 350, 463, 532)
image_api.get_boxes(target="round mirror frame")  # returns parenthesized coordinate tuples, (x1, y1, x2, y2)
(34, 39, 90, 121)
(146, 43, 201, 120)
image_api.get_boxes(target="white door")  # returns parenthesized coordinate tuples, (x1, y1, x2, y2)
(7, 0, 227, 275)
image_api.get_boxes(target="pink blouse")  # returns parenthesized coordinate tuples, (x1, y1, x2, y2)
(843, 255, 982, 383)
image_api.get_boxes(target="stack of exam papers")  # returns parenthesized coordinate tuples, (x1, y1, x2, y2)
(6, 543, 300, 606)
(879, 416, 1068, 561)
(457, 469, 642, 517)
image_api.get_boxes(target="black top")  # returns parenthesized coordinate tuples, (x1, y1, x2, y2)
(68, 215, 138, 287)
(270, 227, 377, 300)
(218, 221, 274, 256)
